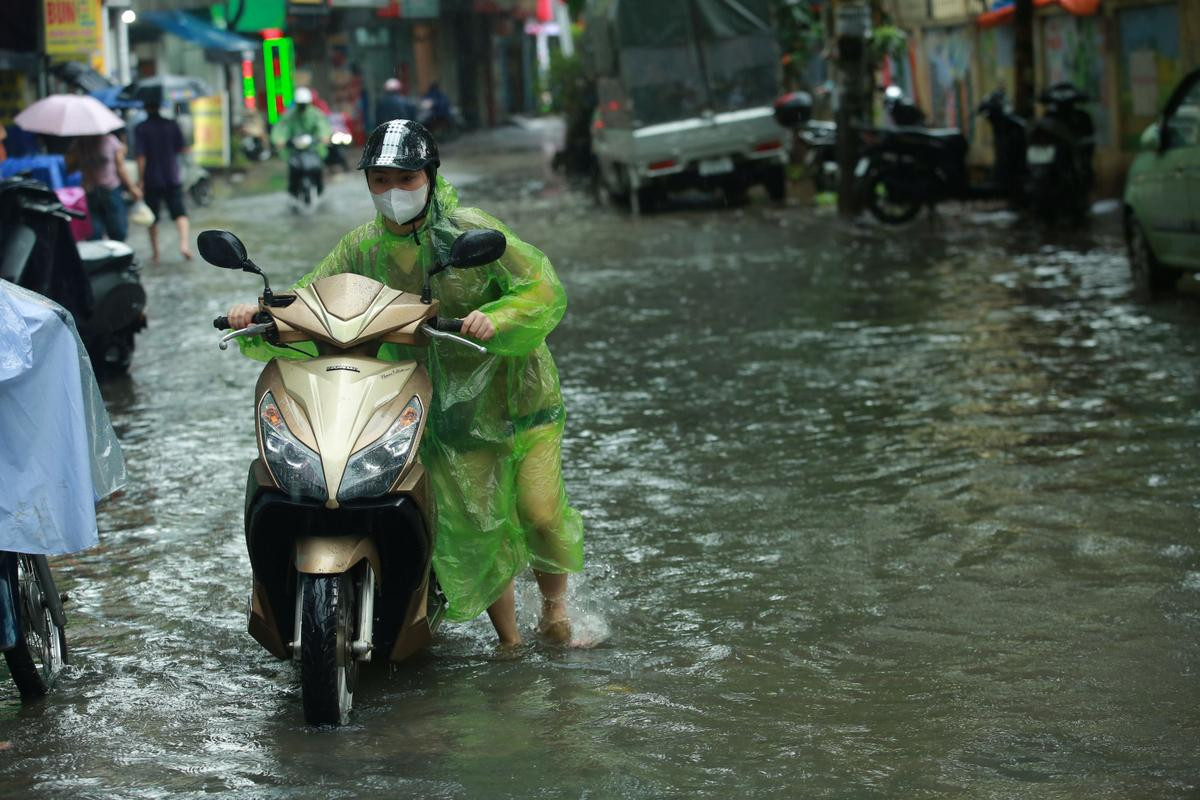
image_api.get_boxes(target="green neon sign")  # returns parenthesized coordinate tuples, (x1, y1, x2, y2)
(263, 37, 295, 124)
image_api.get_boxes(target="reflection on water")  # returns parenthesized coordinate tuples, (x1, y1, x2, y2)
(2, 169, 1197, 798)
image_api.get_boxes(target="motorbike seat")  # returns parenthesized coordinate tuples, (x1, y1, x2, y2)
(77, 240, 135, 275)
(892, 127, 968, 154)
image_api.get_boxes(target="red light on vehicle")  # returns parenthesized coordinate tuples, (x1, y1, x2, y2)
(607, 100, 619, 111)
(594, 119, 605, 129)
(754, 140, 782, 152)
(649, 159, 676, 171)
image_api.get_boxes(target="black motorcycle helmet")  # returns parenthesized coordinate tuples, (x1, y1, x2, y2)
(357, 119, 440, 178)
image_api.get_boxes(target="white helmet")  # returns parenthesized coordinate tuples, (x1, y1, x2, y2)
(293, 87, 313, 105)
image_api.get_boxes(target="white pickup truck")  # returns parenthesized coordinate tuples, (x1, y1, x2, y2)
(585, 0, 789, 213)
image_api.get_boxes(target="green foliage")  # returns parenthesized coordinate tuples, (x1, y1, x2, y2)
(870, 24, 909, 64)
(772, 0, 826, 82)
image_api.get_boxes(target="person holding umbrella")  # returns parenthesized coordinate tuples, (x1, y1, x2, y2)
(14, 94, 141, 241)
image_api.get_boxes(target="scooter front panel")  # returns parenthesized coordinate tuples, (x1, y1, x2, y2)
(260, 356, 431, 508)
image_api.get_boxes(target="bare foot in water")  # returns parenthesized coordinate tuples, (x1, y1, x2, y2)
(536, 597, 572, 643)
(180, 243, 193, 260)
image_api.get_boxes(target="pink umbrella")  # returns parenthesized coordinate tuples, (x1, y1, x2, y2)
(14, 94, 125, 137)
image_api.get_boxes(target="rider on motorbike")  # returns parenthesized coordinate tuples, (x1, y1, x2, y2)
(270, 87, 332, 162)
(227, 120, 584, 646)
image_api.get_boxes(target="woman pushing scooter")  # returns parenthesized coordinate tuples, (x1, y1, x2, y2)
(226, 120, 584, 647)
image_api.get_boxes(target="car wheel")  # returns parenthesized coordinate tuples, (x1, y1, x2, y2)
(1127, 215, 1178, 301)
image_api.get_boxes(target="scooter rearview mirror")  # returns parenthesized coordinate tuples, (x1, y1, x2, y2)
(198, 229, 253, 272)
(448, 229, 506, 269)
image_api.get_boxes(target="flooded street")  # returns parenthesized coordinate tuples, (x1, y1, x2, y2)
(3, 130, 1198, 798)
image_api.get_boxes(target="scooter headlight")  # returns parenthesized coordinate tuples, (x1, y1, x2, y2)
(338, 397, 422, 502)
(259, 391, 327, 502)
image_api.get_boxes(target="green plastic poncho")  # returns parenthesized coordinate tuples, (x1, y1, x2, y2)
(270, 105, 332, 159)
(239, 177, 584, 621)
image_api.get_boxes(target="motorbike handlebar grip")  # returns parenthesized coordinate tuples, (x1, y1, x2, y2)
(435, 317, 463, 333)
(213, 316, 231, 330)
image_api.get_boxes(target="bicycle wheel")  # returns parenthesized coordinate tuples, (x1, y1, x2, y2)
(4, 555, 67, 697)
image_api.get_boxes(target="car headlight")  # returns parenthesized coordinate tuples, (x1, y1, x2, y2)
(259, 391, 327, 502)
(338, 396, 422, 502)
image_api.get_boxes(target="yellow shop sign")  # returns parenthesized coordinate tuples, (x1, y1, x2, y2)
(43, 0, 104, 65)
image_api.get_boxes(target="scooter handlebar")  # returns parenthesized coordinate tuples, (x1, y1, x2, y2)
(435, 317, 463, 333)
(214, 311, 270, 331)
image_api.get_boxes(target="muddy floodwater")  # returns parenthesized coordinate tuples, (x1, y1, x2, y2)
(2, 137, 1198, 798)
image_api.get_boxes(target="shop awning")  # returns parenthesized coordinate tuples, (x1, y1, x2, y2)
(978, 0, 1100, 29)
(140, 11, 258, 62)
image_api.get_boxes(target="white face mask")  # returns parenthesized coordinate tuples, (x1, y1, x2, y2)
(372, 186, 428, 225)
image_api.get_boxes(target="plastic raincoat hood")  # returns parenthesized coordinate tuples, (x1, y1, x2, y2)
(239, 177, 583, 621)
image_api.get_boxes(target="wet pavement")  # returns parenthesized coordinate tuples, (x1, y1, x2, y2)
(2, 125, 1199, 798)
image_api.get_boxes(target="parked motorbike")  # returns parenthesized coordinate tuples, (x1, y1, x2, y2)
(201, 225, 507, 726)
(286, 134, 324, 214)
(883, 85, 927, 127)
(418, 98, 465, 142)
(1025, 82, 1095, 221)
(180, 153, 214, 208)
(774, 87, 935, 196)
(853, 88, 1029, 224)
(0, 177, 146, 374)
(1, 552, 68, 697)
(239, 111, 273, 163)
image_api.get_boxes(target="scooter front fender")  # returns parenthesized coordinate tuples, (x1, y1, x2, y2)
(294, 536, 381, 580)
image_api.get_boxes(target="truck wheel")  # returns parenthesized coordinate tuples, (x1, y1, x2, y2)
(594, 162, 629, 208)
(764, 166, 786, 202)
(636, 186, 661, 214)
(722, 181, 748, 207)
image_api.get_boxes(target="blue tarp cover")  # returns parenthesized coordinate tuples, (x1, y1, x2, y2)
(0, 281, 125, 555)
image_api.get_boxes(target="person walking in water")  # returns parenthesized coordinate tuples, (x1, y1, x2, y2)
(135, 102, 191, 262)
(66, 132, 141, 242)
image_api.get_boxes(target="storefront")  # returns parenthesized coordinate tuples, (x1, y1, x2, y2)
(890, 0, 1200, 194)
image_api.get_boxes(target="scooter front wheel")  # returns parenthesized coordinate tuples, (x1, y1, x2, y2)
(299, 571, 356, 726)
(4, 555, 67, 697)
(189, 178, 214, 208)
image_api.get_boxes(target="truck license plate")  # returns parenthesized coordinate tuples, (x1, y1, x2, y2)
(698, 157, 734, 176)
(1027, 145, 1056, 165)
(854, 157, 870, 177)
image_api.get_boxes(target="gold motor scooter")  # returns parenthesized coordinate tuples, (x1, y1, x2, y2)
(200, 227, 505, 726)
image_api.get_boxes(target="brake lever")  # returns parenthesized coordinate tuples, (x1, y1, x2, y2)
(420, 323, 487, 355)
(219, 322, 272, 350)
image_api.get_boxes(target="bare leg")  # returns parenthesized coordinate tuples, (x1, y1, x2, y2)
(534, 570, 570, 642)
(516, 425, 579, 643)
(486, 579, 521, 646)
(176, 215, 191, 259)
(148, 225, 160, 263)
